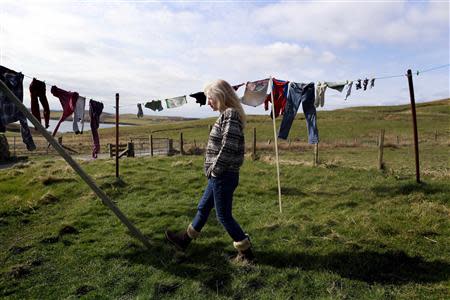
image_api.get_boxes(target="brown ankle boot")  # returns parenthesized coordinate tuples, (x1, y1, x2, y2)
(232, 236, 255, 264)
(165, 230, 191, 251)
(165, 224, 199, 251)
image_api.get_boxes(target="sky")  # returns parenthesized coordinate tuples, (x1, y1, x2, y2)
(1, 0, 449, 118)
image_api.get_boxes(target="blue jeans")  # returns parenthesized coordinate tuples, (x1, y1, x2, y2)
(278, 82, 319, 144)
(191, 171, 247, 242)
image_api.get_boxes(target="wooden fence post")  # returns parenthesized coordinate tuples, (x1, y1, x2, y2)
(150, 135, 154, 157)
(314, 143, 319, 166)
(180, 132, 184, 155)
(127, 142, 135, 157)
(378, 129, 385, 170)
(406, 69, 420, 183)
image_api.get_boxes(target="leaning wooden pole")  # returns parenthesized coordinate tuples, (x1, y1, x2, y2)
(406, 69, 421, 183)
(0, 80, 151, 249)
(269, 77, 282, 213)
(115, 93, 120, 178)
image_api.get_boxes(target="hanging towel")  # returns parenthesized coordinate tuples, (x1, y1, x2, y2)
(189, 92, 206, 106)
(278, 82, 319, 144)
(145, 100, 163, 111)
(137, 103, 144, 118)
(370, 78, 375, 89)
(165, 95, 187, 109)
(73, 96, 86, 134)
(89, 99, 103, 159)
(314, 82, 327, 108)
(324, 81, 347, 92)
(29, 78, 50, 129)
(50, 86, 78, 137)
(265, 78, 289, 118)
(240, 78, 270, 107)
(345, 81, 353, 100)
(0, 65, 36, 151)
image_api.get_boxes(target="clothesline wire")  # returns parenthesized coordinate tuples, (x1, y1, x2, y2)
(9, 62, 450, 113)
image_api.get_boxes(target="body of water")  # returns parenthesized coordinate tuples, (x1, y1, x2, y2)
(25, 119, 127, 133)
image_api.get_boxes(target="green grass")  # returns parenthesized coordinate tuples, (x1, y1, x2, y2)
(0, 98, 449, 298)
(0, 153, 449, 299)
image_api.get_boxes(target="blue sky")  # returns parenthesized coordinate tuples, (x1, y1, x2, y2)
(1, 0, 448, 118)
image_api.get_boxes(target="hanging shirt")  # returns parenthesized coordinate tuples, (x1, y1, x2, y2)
(240, 78, 270, 107)
(29, 78, 50, 129)
(73, 96, 86, 134)
(137, 103, 144, 118)
(345, 81, 353, 100)
(50, 86, 78, 137)
(314, 82, 327, 108)
(189, 92, 206, 106)
(165, 95, 187, 109)
(264, 78, 289, 118)
(0, 65, 36, 151)
(89, 99, 103, 159)
(145, 100, 163, 111)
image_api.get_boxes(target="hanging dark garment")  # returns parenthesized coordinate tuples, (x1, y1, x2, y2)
(137, 103, 144, 118)
(89, 99, 103, 159)
(29, 78, 50, 128)
(363, 78, 369, 91)
(0, 65, 36, 151)
(189, 92, 206, 106)
(355, 79, 362, 90)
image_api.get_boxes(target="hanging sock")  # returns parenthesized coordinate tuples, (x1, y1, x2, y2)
(29, 78, 50, 129)
(89, 99, 103, 159)
(73, 96, 86, 134)
(145, 100, 163, 111)
(232, 83, 245, 91)
(137, 103, 144, 118)
(50, 86, 78, 137)
(240, 78, 270, 107)
(264, 78, 289, 118)
(345, 81, 353, 100)
(165, 95, 187, 109)
(355, 79, 362, 90)
(363, 78, 369, 91)
(315, 82, 327, 108)
(0, 65, 36, 151)
(189, 92, 206, 106)
(370, 78, 375, 89)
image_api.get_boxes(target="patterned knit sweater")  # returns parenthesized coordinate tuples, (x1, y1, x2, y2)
(204, 108, 245, 177)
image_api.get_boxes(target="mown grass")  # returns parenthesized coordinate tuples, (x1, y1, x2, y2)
(1, 150, 449, 299)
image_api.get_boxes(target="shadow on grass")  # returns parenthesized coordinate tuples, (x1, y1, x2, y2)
(256, 249, 450, 284)
(372, 182, 450, 198)
(103, 238, 236, 297)
(106, 238, 450, 290)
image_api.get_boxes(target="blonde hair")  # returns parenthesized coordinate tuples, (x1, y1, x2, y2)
(204, 79, 246, 129)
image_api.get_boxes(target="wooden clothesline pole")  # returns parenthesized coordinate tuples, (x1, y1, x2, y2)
(0, 80, 152, 250)
(269, 77, 283, 213)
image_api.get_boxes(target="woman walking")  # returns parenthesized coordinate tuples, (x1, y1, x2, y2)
(165, 79, 254, 263)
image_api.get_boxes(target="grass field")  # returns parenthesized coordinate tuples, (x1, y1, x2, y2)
(0, 99, 449, 299)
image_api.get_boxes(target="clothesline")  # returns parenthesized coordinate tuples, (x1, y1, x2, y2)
(10, 63, 450, 112)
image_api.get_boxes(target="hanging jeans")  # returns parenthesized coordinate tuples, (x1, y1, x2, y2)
(191, 171, 247, 242)
(89, 100, 103, 158)
(0, 66, 36, 151)
(29, 78, 50, 128)
(278, 82, 319, 144)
